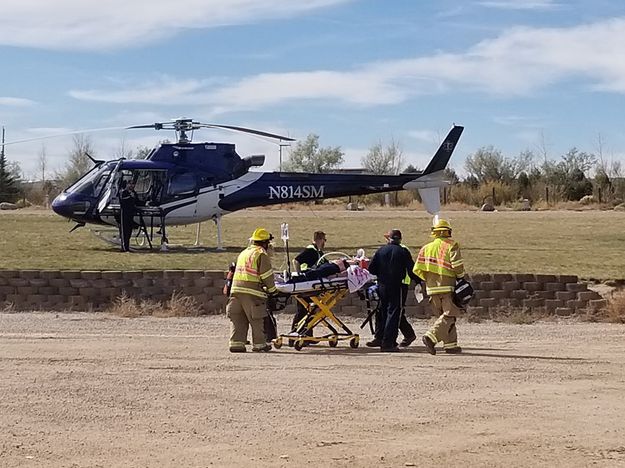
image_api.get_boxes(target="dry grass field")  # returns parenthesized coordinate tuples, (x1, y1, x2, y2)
(1, 312, 624, 468)
(1, 208, 624, 279)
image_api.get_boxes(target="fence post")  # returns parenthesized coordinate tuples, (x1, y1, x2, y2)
(492, 187, 496, 206)
(546, 186, 549, 204)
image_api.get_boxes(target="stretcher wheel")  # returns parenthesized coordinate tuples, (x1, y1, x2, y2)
(273, 337, 283, 349)
(349, 337, 359, 349)
(328, 337, 338, 348)
(294, 339, 305, 351)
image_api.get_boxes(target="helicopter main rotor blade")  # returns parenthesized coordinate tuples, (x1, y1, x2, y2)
(2, 126, 128, 146)
(200, 124, 295, 141)
(124, 122, 163, 130)
(126, 124, 157, 129)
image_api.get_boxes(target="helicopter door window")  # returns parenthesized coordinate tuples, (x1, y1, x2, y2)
(167, 172, 197, 197)
(93, 168, 112, 198)
(132, 171, 152, 200)
(146, 172, 166, 206)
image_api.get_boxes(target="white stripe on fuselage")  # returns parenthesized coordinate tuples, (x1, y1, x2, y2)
(100, 172, 263, 227)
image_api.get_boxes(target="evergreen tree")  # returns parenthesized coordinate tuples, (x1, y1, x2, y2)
(0, 149, 20, 203)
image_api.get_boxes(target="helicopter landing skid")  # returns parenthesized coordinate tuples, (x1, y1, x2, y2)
(212, 215, 225, 251)
(90, 228, 146, 251)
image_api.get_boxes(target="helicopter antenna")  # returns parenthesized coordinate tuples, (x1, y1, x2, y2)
(84, 152, 106, 167)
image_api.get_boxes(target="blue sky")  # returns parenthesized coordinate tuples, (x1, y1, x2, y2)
(2, 0, 625, 178)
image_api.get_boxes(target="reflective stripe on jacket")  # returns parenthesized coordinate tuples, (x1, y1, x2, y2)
(299, 244, 327, 270)
(231, 245, 277, 298)
(413, 237, 465, 295)
(400, 243, 412, 285)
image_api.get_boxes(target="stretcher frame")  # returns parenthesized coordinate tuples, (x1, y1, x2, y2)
(273, 284, 360, 351)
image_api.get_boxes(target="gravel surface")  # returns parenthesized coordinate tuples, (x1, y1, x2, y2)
(1, 312, 624, 467)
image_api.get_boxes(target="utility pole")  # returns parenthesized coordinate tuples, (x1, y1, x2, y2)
(1, 127, 5, 160)
(279, 143, 290, 172)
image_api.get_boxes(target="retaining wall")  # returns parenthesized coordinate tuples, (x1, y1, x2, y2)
(0, 270, 607, 316)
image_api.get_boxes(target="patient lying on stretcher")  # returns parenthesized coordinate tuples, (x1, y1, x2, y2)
(287, 259, 354, 283)
(276, 257, 375, 294)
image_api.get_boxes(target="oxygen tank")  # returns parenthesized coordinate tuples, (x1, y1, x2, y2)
(223, 262, 236, 296)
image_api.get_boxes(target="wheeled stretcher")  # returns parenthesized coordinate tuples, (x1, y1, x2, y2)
(272, 265, 375, 351)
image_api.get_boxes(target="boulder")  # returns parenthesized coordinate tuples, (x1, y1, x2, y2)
(0, 202, 18, 210)
(579, 195, 596, 205)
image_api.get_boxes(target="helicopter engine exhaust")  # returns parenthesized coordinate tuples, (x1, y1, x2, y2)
(244, 155, 265, 167)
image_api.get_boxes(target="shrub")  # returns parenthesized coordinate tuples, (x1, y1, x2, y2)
(107, 291, 202, 318)
(585, 292, 625, 323)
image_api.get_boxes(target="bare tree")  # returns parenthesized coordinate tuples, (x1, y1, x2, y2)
(114, 137, 134, 160)
(534, 130, 550, 164)
(134, 145, 153, 160)
(57, 134, 96, 187)
(38, 143, 48, 182)
(362, 139, 404, 175)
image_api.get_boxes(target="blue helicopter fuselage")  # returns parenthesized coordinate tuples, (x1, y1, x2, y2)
(51, 125, 464, 227)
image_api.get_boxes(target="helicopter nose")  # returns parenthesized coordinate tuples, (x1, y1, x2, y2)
(51, 193, 79, 219)
(52, 193, 89, 220)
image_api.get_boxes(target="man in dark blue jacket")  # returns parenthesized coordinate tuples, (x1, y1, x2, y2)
(119, 180, 137, 253)
(367, 229, 420, 352)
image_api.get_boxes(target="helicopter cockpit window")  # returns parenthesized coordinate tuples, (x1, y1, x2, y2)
(168, 172, 197, 197)
(65, 164, 113, 197)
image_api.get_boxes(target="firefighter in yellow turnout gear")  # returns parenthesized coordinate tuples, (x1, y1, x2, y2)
(413, 219, 465, 355)
(227, 228, 277, 353)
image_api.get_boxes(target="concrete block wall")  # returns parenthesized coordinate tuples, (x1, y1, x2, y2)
(0, 270, 228, 314)
(0, 270, 607, 316)
(460, 273, 605, 317)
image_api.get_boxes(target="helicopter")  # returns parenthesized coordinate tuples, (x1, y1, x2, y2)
(36, 118, 463, 250)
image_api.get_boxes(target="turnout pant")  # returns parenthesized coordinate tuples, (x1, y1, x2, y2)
(374, 284, 402, 348)
(226, 294, 268, 351)
(425, 293, 461, 350)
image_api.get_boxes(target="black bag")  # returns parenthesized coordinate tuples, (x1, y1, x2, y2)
(453, 277, 474, 308)
(223, 262, 236, 296)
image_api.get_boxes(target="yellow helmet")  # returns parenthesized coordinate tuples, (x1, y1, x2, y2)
(249, 228, 273, 242)
(432, 219, 452, 232)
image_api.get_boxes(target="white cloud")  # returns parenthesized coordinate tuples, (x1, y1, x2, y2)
(477, 0, 561, 10)
(406, 130, 440, 144)
(0, 0, 351, 51)
(69, 78, 211, 104)
(68, 17, 625, 111)
(0, 97, 36, 107)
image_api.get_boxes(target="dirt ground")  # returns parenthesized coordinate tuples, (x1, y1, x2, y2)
(1, 313, 624, 468)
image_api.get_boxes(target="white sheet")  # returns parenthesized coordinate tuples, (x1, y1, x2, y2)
(274, 265, 375, 295)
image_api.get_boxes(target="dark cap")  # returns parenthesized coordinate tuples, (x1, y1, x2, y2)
(384, 229, 402, 241)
